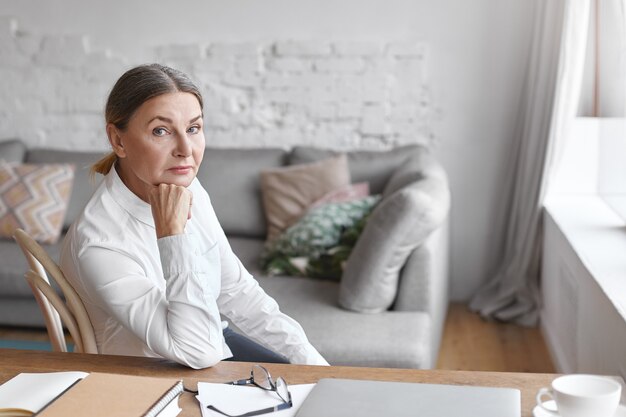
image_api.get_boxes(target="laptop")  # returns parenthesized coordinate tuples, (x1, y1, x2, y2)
(295, 378, 520, 417)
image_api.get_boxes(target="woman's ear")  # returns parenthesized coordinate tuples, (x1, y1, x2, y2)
(106, 124, 126, 158)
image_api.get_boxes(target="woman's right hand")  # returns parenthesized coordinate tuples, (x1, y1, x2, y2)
(148, 183, 193, 239)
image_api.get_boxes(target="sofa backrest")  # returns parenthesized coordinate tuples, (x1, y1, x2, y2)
(0, 139, 27, 162)
(199, 145, 429, 238)
(289, 145, 425, 195)
(197, 147, 288, 238)
(25, 149, 105, 230)
(2, 139, 432, 239)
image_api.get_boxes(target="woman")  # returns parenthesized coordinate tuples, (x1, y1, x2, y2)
(60, 64, 328, 369)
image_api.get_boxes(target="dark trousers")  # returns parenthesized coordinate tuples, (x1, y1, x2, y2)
(223, 327, 290, 364)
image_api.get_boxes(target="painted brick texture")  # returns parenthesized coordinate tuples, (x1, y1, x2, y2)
(0, 17, 437, 151)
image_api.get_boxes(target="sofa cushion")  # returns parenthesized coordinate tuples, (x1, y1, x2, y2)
(309, 182, 369, 210)
(0, 298, 53, 327)
(227, 236, 264, 276)
(0, 237, 63, 298)
(382, 148, 447, 199)
(227, 236, 433, 368)
(26, 149, 105, 230)
(260, 154, 350, 242)
(267, 195, 379, 258)
(255, 274, 432, 368)
(261, 195, 379, 280)
(198, 147, 287, 238)
(289, 145, 424, 195)
(0, 162, 75, 244)
(339, 176, 451, 313)
(0, 139, 27, 163)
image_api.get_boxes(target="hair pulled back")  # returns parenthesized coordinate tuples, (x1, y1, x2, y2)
(91, 64, 203, 176)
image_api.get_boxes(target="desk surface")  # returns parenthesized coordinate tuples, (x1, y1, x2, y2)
(0, 349, 560, 417)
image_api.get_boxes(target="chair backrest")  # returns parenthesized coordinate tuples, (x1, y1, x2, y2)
(14, 228, 97, 354)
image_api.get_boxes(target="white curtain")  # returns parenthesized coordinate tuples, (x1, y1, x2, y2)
(469, 0, 591, 326)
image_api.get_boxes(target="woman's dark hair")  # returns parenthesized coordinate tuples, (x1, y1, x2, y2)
(92, 63, 203, 175)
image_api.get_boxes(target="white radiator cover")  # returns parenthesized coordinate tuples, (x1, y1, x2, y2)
(542, 199, 626, 379)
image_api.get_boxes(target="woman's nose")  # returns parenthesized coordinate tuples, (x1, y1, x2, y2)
(174, 133, 192, 157)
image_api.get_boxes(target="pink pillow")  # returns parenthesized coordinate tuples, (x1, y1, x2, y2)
(260, 154, 351, 242)
(309, 182, 370, 210)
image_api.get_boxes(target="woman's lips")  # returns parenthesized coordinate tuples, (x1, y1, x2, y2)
(168, 166, 193, 175)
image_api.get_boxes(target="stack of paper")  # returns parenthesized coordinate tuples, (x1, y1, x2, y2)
(197, 382, 315, 417)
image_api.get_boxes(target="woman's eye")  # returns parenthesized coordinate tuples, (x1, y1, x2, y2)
(153, 127, 168, 136)
(187, 125, 201, 134)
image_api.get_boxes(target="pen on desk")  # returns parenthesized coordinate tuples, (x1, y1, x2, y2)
(32, 377, 84, 416)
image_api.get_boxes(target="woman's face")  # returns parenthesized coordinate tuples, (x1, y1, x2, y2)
(109, 91, 205, 201)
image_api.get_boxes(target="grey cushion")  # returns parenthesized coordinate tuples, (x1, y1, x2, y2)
(339, 175, 451, 313)
(0, 237, 63, 298)
(256, 274, 431, 368)
(222, 236, 433, 367)
(227, 236, 264, 275)
(289, 145, 424, 194)
(0, 298, 52, 327)
(197, 147, 287, 238)
(0, 139, 27, 162)
(26, 149, 105, 229)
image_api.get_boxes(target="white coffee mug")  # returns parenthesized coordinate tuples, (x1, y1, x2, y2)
(536, 374, 622, 417)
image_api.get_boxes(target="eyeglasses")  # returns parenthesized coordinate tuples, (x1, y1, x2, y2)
(206, 365, 293, 417)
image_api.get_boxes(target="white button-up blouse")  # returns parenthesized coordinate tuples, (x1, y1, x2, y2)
(60, 166, 328, 369)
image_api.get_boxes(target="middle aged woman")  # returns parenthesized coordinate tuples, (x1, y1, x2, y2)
(60, 64, 329, 369)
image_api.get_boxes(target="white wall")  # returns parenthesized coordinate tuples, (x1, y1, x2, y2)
(0, 0, 536, 300)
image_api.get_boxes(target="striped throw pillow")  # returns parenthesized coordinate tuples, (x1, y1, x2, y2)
(0, 162, 75, 244)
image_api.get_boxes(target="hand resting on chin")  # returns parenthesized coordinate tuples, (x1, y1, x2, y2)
(148, 183, 193, 239)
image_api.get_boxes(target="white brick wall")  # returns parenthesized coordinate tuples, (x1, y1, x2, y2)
(155, 44, 205, 61)
(0, 17, 438, 151)
(0, 16, 18, 39)
(332, 41, 382, 56)
(209, 42, 262, 56)
(274, 41, 332, 57)
(313, 58, 365, 73)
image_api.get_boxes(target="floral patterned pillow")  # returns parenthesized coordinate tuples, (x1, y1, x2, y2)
(261, 195, 380, 280)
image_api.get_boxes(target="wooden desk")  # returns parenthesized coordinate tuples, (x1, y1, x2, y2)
(0, 349, 558, 417)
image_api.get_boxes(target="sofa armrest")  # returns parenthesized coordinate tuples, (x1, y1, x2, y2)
(393, 219, 450, 366)
(382, 147, 448, 199)
(339, 148, 450, 314)
(388, 152, 450, 366)
(394, 219, 450, 312)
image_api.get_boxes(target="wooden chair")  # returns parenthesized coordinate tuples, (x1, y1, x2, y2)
(13, 228, 97, 354)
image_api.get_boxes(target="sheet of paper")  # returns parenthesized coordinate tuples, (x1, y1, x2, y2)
(197, 382, 315, 417)
(0, 372, 88, 414)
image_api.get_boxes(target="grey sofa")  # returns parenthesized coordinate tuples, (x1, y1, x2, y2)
(0, 138, 450, 369)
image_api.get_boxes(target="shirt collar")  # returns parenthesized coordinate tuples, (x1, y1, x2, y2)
(105, 164, 155, 227)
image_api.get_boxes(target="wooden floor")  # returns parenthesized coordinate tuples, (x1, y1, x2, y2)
(0, 302, 555, 373)
(0, 327, 50, 342)
(436, 303, 555, 373)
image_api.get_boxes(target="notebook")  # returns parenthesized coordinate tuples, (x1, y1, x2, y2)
(0, 372, 88, 417)
(0, 372, 182, 417)
(36, 373, 182, 417)
(295, 378, 521, 417)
